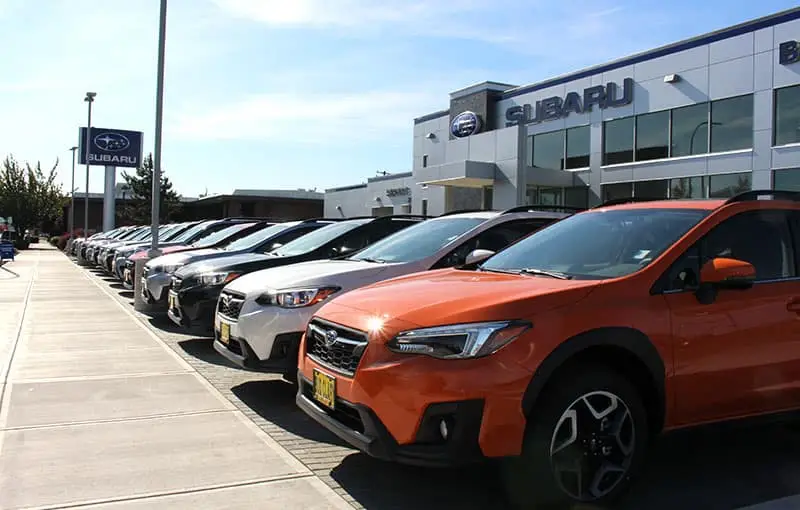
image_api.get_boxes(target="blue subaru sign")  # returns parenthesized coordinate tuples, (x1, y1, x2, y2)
(450, 111, 482, 138)
(79, 127, 143, 168)
(0, 242, 14, 261)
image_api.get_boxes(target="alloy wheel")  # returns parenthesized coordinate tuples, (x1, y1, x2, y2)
(549, 390, 635, 501)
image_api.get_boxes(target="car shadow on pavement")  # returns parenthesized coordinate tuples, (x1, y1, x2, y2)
(325, 419, 800, 510)
(177, 338, 238, 369)
(330, 455, 510, 510)
(232, 380, 349, 447)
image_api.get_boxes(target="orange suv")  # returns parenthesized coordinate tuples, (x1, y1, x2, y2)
(296, 190, 800, 508)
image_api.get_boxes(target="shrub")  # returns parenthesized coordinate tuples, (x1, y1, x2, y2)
(49, 236, 59, 246)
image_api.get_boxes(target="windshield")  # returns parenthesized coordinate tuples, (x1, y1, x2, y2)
(224, 223, 291, 251)
(162, 224, 184, 241)
(351, 217, 485, 263)
(170, 222, 208, 243)
(481, 208, 709, 280)
(192, 223, 255, 248)
(272, 219, 370, 257)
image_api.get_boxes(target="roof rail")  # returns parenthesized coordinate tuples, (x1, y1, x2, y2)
(221, 217, 275, 222)
(297, 217, 348, 223)
(369, 214, 430, 221)
(592, 197, 664, 209)
(501, 205, 586, 215)
(724, 189, 800, 204)
(439, 208, 494, 216)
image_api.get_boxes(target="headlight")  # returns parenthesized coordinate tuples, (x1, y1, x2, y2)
(255, 287, 340, 308)
(197, 271, 241, 286)
(387, 321, 531, 359)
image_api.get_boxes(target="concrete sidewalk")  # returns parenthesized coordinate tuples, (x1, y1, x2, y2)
(0, 246, 351, 510)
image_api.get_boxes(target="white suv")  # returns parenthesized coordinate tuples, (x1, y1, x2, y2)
(213, 207, 576, 378)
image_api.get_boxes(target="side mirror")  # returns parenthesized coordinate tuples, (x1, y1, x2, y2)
(269, 242, 282, 251)
(465, 249, 495, 266)
(695, 257, 755, 305)
(700, 257, 756, 288)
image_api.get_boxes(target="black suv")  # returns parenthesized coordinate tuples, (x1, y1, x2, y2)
(167, 215, 427, 330)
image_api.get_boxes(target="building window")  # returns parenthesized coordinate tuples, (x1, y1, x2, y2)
(565, 126, 590, 169)
(670, 177, 705, 199)
(482, 187, 493, 210)
(774, 168, 800, 191)
(710, 94, 753, 153)
(422, 154, 428, 168)
(240, 201, 255, 217)
(601, 182, 633, 202)
(421, 199, 428, 216)
(670, 103, 709, 157)
(775, 85, 800, 146)
(634, 179, 669, 199)
(603, 117, 634, 165)
(635, 111, 669, 161)
(564, 187, 589, 208)
(532, 130, 565, 170)
(708, 172, 752, 198)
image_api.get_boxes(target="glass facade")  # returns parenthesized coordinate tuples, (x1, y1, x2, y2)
(774, 169, 800, 191)
(775, 85, 800, 146)
(601, 95, 754, 165)
(601, 173, 752, 201)
(530, 125, 590, 171)
(527, 185, 590, 208)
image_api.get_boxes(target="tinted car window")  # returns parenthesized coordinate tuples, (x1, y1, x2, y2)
(434, 218, 555, 269)
(260, 225, 320, 253)
(272, 219, 371, 257)
(482, 209, 708, 279)
(351, 217, 485, 264)
(170, 222, 210, 243)
(192, 223, 256, 248)
(224, 223, 292, 251)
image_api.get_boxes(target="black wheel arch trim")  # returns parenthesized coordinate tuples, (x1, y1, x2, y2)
(521, 326, 666, 432)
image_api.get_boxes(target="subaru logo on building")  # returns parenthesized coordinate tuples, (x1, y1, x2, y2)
(450, 111, 482, 138)
(324, 329, 338, 348)
(93, 132, 130, 152)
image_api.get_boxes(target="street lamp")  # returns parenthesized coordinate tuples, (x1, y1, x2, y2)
(83, 92, 96, 237)
(68, 146, 78, 238)
(149, 0, 167, 257)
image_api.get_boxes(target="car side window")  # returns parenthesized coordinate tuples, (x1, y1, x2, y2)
(260, 226, 317, 253)
(432, 219, 554, 269)
(661, 210, 795, 292)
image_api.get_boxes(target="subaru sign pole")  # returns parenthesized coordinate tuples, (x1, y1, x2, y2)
(69, 146, 78, 238)
(149, 0, 167, 258)
(83, 92, 95, 239)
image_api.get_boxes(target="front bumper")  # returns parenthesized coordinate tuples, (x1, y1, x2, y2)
(144, 272, 172, 303)
(167, 285, 219, 329)
(296, 374, 486, 467)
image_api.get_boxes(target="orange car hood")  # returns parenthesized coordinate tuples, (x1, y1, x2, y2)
(318, 268, 600, 333)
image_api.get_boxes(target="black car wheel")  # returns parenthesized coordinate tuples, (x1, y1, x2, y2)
(504, 364, 649, 509)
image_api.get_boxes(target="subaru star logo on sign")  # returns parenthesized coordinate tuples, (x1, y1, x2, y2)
(94, 132, 130, 152)
(78, 127, 143, 168)
(450, 111, 482, 138)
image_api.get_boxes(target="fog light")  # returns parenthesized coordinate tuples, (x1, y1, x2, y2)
(439, 419, 449, 440)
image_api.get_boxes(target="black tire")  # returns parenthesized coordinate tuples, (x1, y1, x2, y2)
(503, 364, 650, 509)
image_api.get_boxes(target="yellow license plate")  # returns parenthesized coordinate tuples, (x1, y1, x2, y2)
(168, 292, 177, 310)
(123, 269, 130, 282)
(313, 369, 336, 410)
(219, 322, 230, 345)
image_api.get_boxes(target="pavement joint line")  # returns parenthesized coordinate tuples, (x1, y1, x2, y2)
(7, 370, 192, 384)
(1, 407, 235, 432)
(0, 248, 40, 429)
(17, 472, 320, 510)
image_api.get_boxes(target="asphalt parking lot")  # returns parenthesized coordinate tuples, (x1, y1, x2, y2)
(75, 264, 800, 510)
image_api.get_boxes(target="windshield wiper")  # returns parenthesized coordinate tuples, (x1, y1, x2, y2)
(518, 268, 572, 280)
(356, 257, 386, 264)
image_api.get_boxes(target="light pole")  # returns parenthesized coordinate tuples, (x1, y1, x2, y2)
(83, 92, 96, 237)
(69, 146, 78, 238)
(689, 121, 721, 155)
(149, 0, 167, 257)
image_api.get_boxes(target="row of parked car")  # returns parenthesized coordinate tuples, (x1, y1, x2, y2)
(67, 189, 800, 508)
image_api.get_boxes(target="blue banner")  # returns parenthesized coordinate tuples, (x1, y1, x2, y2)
(79, 127, 144, 168)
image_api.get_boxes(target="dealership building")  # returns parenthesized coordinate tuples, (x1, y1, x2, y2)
(325, 7, 800, 217)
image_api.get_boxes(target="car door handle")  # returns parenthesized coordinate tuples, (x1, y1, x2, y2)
(787, 299, 800, 313)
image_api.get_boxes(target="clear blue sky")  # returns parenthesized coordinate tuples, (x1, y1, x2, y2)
(0, 0, 797, 198)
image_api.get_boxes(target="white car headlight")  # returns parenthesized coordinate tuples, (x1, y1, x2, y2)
(387, 321, 531, 359)
(255, 287, 340, 308)
(198, 271, 240, 286)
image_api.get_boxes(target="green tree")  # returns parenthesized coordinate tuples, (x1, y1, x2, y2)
(0, 155, 64, 234)
(120, 153, 182, 224)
